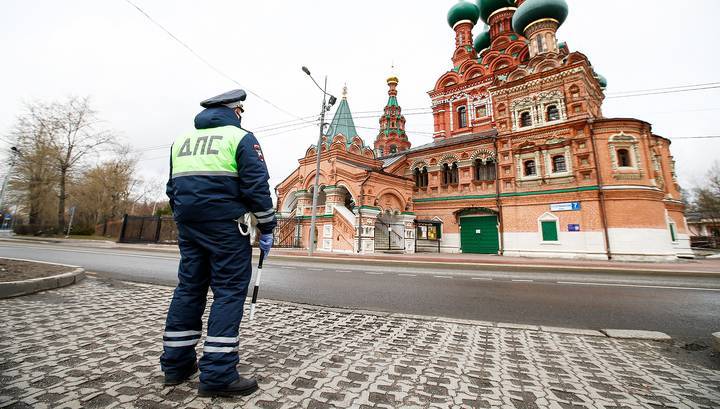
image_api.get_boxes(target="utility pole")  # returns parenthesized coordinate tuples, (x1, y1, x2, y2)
(302, 66, 337, 256)
(0, 147, 21, 212)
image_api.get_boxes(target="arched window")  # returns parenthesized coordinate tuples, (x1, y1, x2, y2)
(413, 168, 420, 188)
(421, 167, 428, 188)
(390, 145, 398, 154)
(546, 105, 560, 122)
(476, 105, 487, 118)
(520, 111, 532, 128)
(617, 148, 632, 167)
(552, 155, 567, 173)
(569, 85, 580, 99)
(457, 106, 468, 129)
(442, 163, 450, 185)
(378, 146, 384, 157)
(474, 159, 496, 181)
(524, 160, 537, 176)
(451, 163, 459, 184)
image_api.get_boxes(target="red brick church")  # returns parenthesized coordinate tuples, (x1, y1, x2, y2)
(275, 0, 692, 260)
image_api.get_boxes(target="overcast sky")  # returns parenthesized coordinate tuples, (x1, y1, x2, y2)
(2, 0, 719, 202)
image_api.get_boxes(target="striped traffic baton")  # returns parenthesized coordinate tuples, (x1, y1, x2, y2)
(248, 249, 265, 321)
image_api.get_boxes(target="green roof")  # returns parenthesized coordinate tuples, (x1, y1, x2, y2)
(387, 96, 399, 107)
(512, 0, 569, 34)
(447, 1, 480, 28)
(325, 97, 359, 140)
(473, 28, 491, 53)
(477, 0, 515, 24)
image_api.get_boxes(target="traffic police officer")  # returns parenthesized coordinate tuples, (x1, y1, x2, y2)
(161, 89, 276, 397)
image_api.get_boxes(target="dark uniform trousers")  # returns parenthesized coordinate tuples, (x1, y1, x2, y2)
(160, 220, 251, 386)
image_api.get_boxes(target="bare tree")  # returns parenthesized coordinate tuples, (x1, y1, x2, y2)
(70, 145, 138, 230)
(11, 97, 116, 231)
(691, 161, 720, 239)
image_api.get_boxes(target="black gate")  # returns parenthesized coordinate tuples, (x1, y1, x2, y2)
(374, 220, 405, 251)
(274, 216, 302, 248)
(119, 215, 178, 244)
(119, 214, 302, 247)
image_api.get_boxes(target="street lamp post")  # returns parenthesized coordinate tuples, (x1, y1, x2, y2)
(302, 66, 337, 256)
(0, 147, 21, 212)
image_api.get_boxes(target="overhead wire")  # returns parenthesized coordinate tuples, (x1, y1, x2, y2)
(123, 0, 313, 125)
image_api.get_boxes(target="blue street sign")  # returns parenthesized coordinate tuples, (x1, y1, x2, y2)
(568, 224, 581, 232)
(550, 202, 581, 212)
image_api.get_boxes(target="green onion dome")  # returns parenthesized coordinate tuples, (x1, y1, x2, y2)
(594, 72, 608, 89)
(476, 0, 515, 24)
(512, 0, 569, 34)
(448, 1, 481, 28)
(473, 27, 491, 53)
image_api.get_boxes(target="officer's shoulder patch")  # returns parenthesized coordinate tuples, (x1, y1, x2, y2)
(253, 144, 265, 162)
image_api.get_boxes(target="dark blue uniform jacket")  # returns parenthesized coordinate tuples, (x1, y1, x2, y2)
(166, 107, 277, 234)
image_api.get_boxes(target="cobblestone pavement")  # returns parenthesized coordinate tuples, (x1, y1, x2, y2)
(1, 279, 719, 409)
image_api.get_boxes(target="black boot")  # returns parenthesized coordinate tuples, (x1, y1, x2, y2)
(198, 376, 259, 397)
(163, 361, 198, 386)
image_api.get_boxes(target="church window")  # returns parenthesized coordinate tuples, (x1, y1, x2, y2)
(390, 145, 398, 154)
(378, 146, 384, 157)
(536, 36, 545, 53)
(524, 160, 537, 176)
(552, 155, 567, 173)
(476, 105, 487, 118)
(546, 105, 560, 122)
(520, 111, 532, 128)
(415, 167, 429, 188)
(442, 163, 459, 185)
(474, 159, 496, 181)
(617, 148, 632, 167)
(570, 85, 580, 99)
(457, 106, 468, 128)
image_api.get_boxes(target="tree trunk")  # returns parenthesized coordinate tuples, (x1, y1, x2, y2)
(58, 169, 66, 231)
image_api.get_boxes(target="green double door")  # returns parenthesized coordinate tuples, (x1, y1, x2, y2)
(460, 216, 499, 254)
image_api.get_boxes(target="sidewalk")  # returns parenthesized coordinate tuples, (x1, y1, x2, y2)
(4, 236, 720, 276)
(1, 278, 719, 408)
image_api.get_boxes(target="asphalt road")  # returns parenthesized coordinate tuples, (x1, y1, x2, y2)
(2, 241, 719, 341)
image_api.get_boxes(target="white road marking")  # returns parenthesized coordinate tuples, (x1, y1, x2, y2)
(309, 268, 323, 271)
(365, 272, 384, 275)
(337, 270, 352, 273)
(281, 266, 296, 270)
(471, 277, 492, 281)
(512, 279, 534, 283)
(557, 281, 720, 292)
(0, 244, 178, 261)
(433, 275, 452, 279)
(398, 274, 416, 277)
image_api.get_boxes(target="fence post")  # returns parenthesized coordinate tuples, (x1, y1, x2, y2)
(118, 214, 129, 243)
(154, 215, 162, 243)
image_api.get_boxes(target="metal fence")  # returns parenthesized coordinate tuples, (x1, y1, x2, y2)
(112, 214, 302, 248)
(118, 215, 178, 244)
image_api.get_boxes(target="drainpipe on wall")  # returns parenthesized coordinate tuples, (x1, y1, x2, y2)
(493, 136, 505, 255)
(357, 172, 372, 253)
(588, 120, 612, 260)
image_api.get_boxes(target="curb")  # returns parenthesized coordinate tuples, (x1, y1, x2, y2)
(251, 297, 673, 342)
(0, 258, 85, 299)
(3, 238, 719, 277)
(260, 254, 720, 278)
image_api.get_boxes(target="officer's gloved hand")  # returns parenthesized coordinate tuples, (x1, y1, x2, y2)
(259, 233, 273, 256)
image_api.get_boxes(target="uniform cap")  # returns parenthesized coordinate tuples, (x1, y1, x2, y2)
(200, 89, 247, 109)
